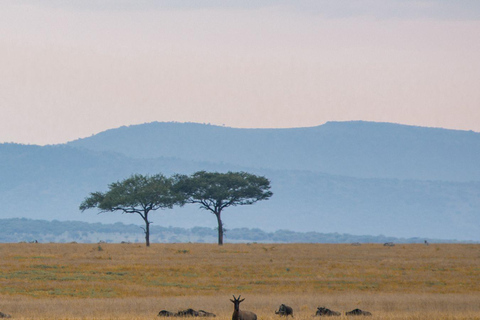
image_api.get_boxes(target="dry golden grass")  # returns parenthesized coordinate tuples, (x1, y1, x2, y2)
(0, 243, 479, 319)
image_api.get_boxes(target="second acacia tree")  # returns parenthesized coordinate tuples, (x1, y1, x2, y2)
(175, 171, 273, 245)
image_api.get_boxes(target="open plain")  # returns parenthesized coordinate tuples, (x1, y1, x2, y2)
(0, 243, 479, 320)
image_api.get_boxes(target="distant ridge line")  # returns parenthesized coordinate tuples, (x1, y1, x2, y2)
(68, 120, 480, 139)
(66, 120, 480, 182)
(1, 218, 469, 244)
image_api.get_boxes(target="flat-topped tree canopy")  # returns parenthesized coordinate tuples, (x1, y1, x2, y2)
(174, 171, 273, 245)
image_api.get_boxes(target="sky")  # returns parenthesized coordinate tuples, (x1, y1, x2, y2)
(1, 0, 480, 145)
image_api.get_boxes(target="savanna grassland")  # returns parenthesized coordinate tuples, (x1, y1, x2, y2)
(0, 243, 479, 320)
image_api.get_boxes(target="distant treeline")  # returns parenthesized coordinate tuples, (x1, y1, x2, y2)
(0, 218, 465, 244)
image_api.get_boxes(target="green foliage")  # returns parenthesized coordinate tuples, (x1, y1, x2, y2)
(176, 171, 272, 209)
(80, 174, 182, 214)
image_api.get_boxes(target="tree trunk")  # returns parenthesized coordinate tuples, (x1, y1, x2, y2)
(215, 212, 223, 246)
(141, 212, 151, 247)
(145, 220, 150, 247)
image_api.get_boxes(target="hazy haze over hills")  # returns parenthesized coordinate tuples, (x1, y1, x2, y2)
(2, 121, 480, 241)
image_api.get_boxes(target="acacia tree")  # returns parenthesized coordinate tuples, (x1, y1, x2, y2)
(79, 174, 183, 246)
(175, 171, 273, 245)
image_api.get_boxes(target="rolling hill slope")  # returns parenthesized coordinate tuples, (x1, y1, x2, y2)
(67, 121, 480, 182)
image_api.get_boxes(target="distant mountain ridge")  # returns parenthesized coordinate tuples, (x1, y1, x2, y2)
(67, 121, 480, 182)
(2, 121, 480, 241)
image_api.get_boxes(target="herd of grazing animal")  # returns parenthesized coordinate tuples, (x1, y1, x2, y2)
(157, 295, 372, 319)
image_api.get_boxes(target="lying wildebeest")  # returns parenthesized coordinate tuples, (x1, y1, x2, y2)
(275, 304, 293, 317)
(176, 309, 200, 317)
(231, 295, 257, 320)
(383, 242, 395, 247)
(345, 309, 372, 316)
(0, 312, 11, 319)
(159, 309, 216, 317)
(158, 310, 176, 317)
(198, 310, 216, 317)
(315, 307, 340, 316)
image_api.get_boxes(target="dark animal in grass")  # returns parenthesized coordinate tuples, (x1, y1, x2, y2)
(198, 310, 216, 317)
(0, 312, 11, 319)
(158, 310, 175, 317)
(345, 309, 372, 316)
(176, 309, 200, 317)
(231, 295, 257, 320)
(315, 307, 340, 316)
(158, 309, 215, 317)
(275, 304, 294, 317)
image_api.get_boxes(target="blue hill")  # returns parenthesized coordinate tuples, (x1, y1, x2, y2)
(67, 121, 480, 182)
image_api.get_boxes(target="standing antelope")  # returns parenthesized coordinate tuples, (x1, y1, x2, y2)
(231, 295, 257, 320)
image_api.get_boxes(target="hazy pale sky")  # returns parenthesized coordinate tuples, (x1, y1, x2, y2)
(1, 0, 480, 145)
